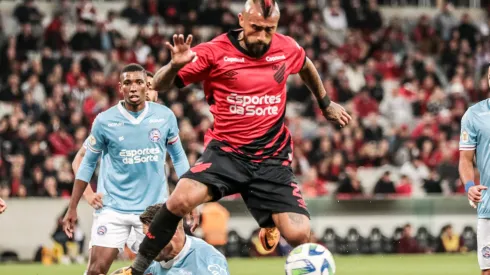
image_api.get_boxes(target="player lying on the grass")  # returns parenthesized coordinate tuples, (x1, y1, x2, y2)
(459, 64, 490, 275)
(121, 0, 351, 274)
(111, 203, 229, 275)
(0, 198, 6, 214)
(63, 64, 191, 275)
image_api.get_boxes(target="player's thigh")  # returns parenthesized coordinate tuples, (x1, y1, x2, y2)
(127, 217, 145, 254)
(478, 219, 490, 271)
(244, 165, 310, 235)
(89, 210, 132, 253)
(175, 141, 249, 213)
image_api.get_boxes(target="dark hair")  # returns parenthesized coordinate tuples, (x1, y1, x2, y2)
(140, 203, 163, 225)
(146, 71, 154, 78)
(121, 63, 146, 75)
(257, 0, 275, 18)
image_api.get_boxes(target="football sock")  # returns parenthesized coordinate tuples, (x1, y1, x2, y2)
(132, 203, 183, 274)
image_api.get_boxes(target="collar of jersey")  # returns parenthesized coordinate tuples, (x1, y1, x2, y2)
(159, 235, 192, 269)
(117, 101, 149, 125)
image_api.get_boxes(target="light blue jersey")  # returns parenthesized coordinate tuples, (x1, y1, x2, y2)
(144, 236, 229, 275)
(460, 99, 490, 218)
(77, 101, 189, 214)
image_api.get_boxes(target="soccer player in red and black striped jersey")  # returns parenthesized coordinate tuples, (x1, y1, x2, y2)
(120, 1, 351, 274)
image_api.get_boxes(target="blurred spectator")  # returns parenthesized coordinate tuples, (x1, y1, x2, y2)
(373, 171, 396, 195)
(76, 0, 97, 24)
(13, 0, 44, 25)
(121, 0, 148, 25)
(336, 168, 363, 196)
(301, 167, 327, 198)
(16, 24, 39, 53)
(70, 24, 92, 52)
(436, 224, 465, 253)
(397, 224, 426, 254)
(396, 175, 412, 197)
(323, 0, 347, 47)
(434, 3, 458, 41)
(423, 169, 443, 194)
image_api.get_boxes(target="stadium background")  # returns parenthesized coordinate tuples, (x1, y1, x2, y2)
(0, 0, 488, 274)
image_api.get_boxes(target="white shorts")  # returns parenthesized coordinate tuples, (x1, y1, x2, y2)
(88, 209, 144, 253)
(478, 218, 490, 270)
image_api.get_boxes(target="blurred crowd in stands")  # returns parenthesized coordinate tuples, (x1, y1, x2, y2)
(0, 0, 488, 200)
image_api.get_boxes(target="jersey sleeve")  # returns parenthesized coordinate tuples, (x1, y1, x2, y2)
(460, 110, 478, 151)
(287, 37, 306, 74)
(86, 116, 106, 153)
(205, 256, 229, 275)
(175, 42, 215, 88)
(166, 112, 180, 145)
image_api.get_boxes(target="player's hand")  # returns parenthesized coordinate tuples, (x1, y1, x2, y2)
(165, 34, 196, 69)
(185, 208, 200, 233)
(321, 101, 352, 127)
(468, 185, 488, 204)
(85, 193, 103, 210)
(0, 198, 7, 214)
(62, 208, 78, 239)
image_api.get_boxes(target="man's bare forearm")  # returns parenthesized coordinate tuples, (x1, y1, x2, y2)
(153, 63, 181, 92)
(68, 179, 89, 210)
(459, 151, 475, 184)
(298, 57, 327, 101)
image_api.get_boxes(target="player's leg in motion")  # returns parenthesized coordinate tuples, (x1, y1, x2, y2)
(130, 178, 213, 274)
(271, 212, 311, 247)
(478, 219, 490, 275)
(86, 247, 119, 275)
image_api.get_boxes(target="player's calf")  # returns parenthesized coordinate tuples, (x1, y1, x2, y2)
(483, 269, 490, 275)
(273, 212, 311, 247)
(86, 247, 118, 275)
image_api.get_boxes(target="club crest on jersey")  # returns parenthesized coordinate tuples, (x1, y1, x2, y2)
(482, 246, 490, 258)
(89, 135, 97, 146)
(148, 128, 161, 142)
(461, 131, 469, 143)
(97, 225, 107, 236)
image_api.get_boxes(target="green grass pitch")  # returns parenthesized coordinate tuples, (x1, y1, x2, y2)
(0, 254, 480, 275)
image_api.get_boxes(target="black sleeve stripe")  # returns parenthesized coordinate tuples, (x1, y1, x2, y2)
(175, 75, 185, 88)
(300, 55, 307, 70)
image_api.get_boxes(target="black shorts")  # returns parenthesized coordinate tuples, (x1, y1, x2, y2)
(181, 141, 310, 228)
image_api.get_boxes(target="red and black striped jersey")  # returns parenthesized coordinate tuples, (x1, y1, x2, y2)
(176, 30, 306, 165)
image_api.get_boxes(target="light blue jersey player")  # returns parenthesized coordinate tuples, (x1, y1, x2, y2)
(63, 64, 189, 275)
(459, 87, 490, 273)
(111, 204, 229, 275)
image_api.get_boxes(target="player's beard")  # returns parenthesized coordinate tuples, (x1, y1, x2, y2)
(244, 36, 268, 58)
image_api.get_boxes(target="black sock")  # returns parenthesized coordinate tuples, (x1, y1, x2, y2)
(132, 203, 183, 273)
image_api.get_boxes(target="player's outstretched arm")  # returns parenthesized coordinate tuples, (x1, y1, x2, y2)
(298, 57, 352, 127)
(153, 34, 196, 92)
(73, 146, 103, 209)
(459, 150, 486, 207)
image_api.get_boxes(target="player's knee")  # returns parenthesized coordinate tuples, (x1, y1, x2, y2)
(482, 269, 490, 275)
(87, 260, 110, 275)
(167, 192, 194, 216)
(282, 225, 311, 247)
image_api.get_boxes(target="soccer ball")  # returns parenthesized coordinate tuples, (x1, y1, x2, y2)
(285, 243, 336, 275)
